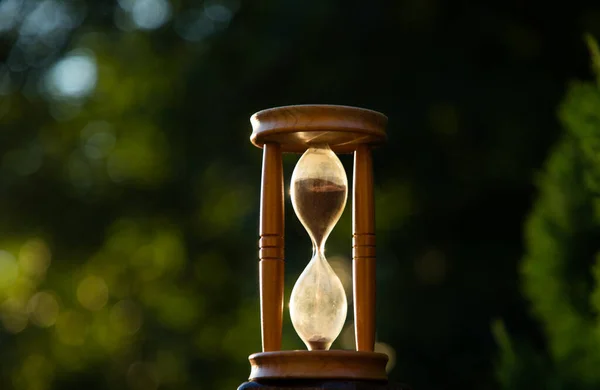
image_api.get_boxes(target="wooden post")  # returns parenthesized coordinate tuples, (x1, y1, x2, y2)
(352, 144, 376, 352)
(259, 143, 285, 352)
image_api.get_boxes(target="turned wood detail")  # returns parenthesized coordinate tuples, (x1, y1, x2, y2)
(248, 350, 388, 381)
(259, 143, 285, 352)
(353, 144, 376, 352)
(251, 105, 387, 154)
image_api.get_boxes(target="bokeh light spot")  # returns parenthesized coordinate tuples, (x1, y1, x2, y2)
(19, 0, 72, 38)
(1, 297, 28, 333)
(118, 0, 136, 11)
(28, 291, 60, 327)
(19, 238, 51, 279)
(84, 132, 116, 160)
(132, 0, 171, 30)
(77, 275, 109, 311)
(174, 11, 215, 42)
(0, 250, 19, 289)
(374, 342, 396, 373)
(114, 5, 136, 32)
(8, 277, 36, 304)
(81, 120, 113, 138)
(0, 0, 21, 32)
(45, 50, 97, 99)
(16, 354, 55, 390)
(109, 300, 143, 335)
(81, 120, 117, 160)
(204, 1, 234, 23)
(20, 353, 55, 390)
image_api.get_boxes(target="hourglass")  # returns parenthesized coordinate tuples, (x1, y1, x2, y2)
(242, 105, 390, 388)
(289, 144, 348, 351)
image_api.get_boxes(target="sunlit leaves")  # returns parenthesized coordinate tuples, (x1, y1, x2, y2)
(509, 37, 600, 386)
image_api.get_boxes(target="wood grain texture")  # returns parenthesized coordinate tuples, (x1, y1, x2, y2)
(248, 350, 388, 381)
(250, 105, 387, 154)
(238, 380, 410, 390)
(259, 143, 285, 352)
(352, 145, 376, 352)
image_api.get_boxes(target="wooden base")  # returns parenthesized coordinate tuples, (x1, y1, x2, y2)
(250, 105, 387, 154)
(248, 350, 388, 382)
(238, 380, 410, 390)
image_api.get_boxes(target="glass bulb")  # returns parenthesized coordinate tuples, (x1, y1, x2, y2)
(289, 144, 348, 351)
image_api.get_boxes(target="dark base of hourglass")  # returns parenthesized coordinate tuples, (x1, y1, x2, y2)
(238, 380, 410, 390)
(238, 350, 409, 390)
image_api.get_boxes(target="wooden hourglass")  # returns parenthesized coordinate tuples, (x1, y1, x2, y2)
(239, 105, 397, 390)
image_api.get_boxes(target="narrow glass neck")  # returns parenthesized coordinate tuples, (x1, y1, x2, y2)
(311, 238, 325, 256)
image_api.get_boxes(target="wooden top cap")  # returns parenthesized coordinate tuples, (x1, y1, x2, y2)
(250, 105, 387, 153)
(248, 350, 388, 381)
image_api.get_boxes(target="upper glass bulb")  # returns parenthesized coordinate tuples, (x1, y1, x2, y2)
(289, 144, 348, 351)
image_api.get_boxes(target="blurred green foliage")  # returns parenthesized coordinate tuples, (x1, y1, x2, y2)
(495, 36, 600, 390)
(1, 1, 600, 389)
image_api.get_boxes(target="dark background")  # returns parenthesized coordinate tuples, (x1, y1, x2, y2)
(0, 1, 599, 389)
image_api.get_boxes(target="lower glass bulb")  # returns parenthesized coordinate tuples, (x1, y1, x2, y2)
(289, 251, 347, 350)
